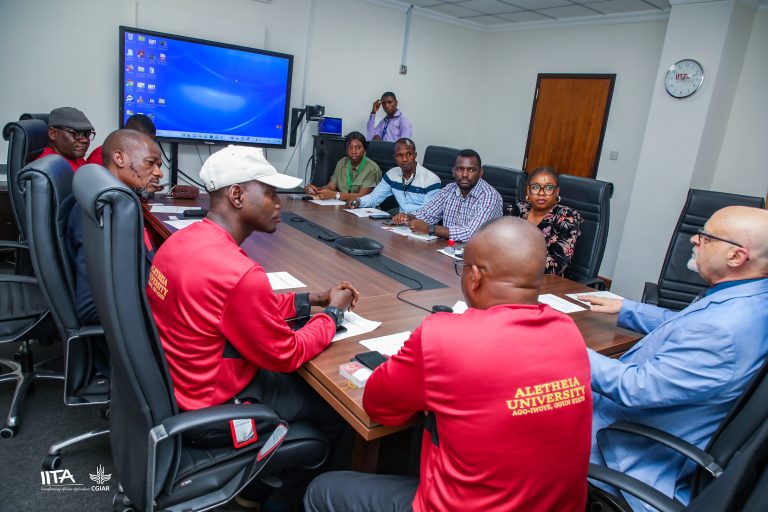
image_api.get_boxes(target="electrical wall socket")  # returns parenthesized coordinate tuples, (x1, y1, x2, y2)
(609, 151, 619, 161)
(399, 65, 407, 75)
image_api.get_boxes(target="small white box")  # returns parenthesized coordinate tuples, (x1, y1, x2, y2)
(340, 361, 373, 388)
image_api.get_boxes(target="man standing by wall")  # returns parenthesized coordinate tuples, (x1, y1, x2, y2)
(367, 92, 412, 142)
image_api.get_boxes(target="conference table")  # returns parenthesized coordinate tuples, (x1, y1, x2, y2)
(143, 193, 642, 471)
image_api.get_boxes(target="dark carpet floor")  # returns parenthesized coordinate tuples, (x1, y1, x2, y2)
(0, 340, 114, 512)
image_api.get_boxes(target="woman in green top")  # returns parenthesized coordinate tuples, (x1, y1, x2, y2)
(305, 131, 382, 201)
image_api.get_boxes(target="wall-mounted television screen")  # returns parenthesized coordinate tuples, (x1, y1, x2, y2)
(119, 26, 293, 148)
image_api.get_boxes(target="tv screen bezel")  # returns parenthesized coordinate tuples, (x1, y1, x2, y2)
(119, 25, 294, 149)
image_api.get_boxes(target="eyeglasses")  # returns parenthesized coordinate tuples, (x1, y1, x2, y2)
(55, 126, 96, 141)
(454, 260, 487, 276)
(695, 228, 744, 248)
(528, 183, 557, 195)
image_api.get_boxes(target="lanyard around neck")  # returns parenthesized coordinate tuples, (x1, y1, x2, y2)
(346, 155, 367, 191)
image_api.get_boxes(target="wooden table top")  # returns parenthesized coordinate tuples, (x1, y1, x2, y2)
(143, 195, 641, 440)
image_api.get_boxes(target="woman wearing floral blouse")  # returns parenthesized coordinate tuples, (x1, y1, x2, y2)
(507, 167, 583, 276)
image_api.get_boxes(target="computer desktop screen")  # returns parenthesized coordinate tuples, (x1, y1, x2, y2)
(119, 26, 294, 148)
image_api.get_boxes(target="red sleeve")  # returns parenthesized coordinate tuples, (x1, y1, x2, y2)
(220, 266, 335, 373)
(363, 326, 427, 426)
(274, 291, 297, 319)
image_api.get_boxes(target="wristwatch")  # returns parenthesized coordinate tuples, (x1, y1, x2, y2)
(323, 306, 345, 329)
(351, 199, 360, 208)
(428, 225, 436, 236)
(335, 192, 341, 200)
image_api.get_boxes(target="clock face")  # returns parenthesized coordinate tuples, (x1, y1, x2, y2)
(665, 59, 704, 98)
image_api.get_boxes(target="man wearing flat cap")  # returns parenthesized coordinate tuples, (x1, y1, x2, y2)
(38, 106, 95, 171)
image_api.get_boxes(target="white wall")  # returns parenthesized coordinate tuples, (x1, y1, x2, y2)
(711, 11, 768, 198)
(481, 21, 668, 278)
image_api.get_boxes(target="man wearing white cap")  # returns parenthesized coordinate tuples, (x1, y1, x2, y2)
(147, 146, 356, 463)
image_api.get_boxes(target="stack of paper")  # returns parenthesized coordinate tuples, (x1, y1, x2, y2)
(308, 199, 346, 206)
(537, 294, 585, 314)
(358, 331, 412, 356)
(150, 205, 201, 214)
(381, 225, 438, 241)
(332, 312, 381, 342)
(343, 208, 390, 218)
(565, 290, 625, 306)
(266, 272, 306, 290)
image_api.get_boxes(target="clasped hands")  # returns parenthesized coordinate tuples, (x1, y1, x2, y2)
(310, 281, 360, 312)
(305, 184, 337, 200)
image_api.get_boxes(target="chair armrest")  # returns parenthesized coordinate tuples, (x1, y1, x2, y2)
(579, 277, 607, 290)
(598, 421, 723, 477)
(588, 464, 684, 512)
(75, 325, 104, 338)
(0, 274, 39, 286)
(157, 403, 282, 438)
(0, 240, 28, 251)
(642, 282, 659, 305)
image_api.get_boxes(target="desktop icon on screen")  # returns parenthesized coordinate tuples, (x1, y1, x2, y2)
(149, 67, 155, 74)
(138, 66, 145, 73)
(159, 53, 166, 61)
(126, 110, 134, 116)
(137, 82, 145, 89)
(126, 64, 134, 72)
(126, 49, 133, 57)
(137, 50, 145, 58)
(127, 33, 134, 41)
(125, 95, 134, 102)
(149, 39, 156, 45)
(158, 98, 166, 105)
(138, 35, 146, 42)
(126, 80, 134, 87)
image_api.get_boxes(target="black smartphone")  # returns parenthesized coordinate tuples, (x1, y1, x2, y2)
(369, 213, 391, 220)
(354, 351, 388, 370)
(301, 195, 314, 201)
(182, 208, 207, 218)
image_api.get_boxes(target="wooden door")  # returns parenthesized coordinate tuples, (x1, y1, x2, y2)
(523, 74, 615, 178)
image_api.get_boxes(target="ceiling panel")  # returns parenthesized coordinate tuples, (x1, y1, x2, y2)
(588, 0, 660, 15)
(456, 0, 522, 15)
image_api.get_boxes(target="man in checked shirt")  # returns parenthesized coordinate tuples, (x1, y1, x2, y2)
(393, 149, 503, 242)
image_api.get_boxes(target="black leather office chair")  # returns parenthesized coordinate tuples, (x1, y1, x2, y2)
(365, 140, 396, 173)
(18, 113, 50, 124)
(3, 118, 50, 244)
(422, 145, 460, 186)
(482, 165, 527, 211)
(0, 122, 61, 438)
(17, 155, 110, 466)
(642, 189, 765, 311)
(73, 164, 328, 512)
(557, 174, 613, 288)
(587, 356, 768, 512)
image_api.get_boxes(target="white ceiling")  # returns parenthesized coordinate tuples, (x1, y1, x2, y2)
(369, 0, 768, 31)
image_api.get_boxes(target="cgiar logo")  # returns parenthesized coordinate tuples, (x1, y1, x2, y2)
(89, 465, 112, 485)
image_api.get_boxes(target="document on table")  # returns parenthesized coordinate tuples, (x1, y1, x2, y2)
(164, 218, 204, 229)
(381, 225, 438, 241)
(565, 290, 625, 306)
(359, 331, 411, 356)
(266, 272, 306, 290)
(343, 208, 390, 218)
(438, 248, 462, 260)
(332, 312, 382, 342)
(537, 294, 586, 314)
(452, 301, 468, 314)
(308, 199, 346, 206)
(150, 205, 201, 214)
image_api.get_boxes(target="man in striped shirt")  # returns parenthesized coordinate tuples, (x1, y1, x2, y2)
(393, 149, 503, 242)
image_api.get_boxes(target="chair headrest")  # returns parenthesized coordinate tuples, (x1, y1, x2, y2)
(73, 164, 133, 224)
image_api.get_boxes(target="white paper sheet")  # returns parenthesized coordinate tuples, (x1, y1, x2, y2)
(151, 205, 201, 214)
(332, 312, 382, 342)
(308, 199, 346, 206)
(452, 301, 468, 314)
(565, 290, 625, 306)
(537, 294, 586, 314)
(359, 331, 412, 356)
(381, 225, 438, 241)
(164, 219, 204, 229)
(266, 272, 307, 290)
(438, 248, 462, 260)
(343, 208, 390, 218)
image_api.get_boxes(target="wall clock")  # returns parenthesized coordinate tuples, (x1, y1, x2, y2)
(665, 59, 704, 98)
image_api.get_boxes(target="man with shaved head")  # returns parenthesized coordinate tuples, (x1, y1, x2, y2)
(580, 206, 768, 510)
(66, 128, 163, 324)
(304, 217, 593, 511)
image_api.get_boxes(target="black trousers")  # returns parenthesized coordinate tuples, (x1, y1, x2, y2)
(238, 370, 345, 505)
(303, 471, 418, 512)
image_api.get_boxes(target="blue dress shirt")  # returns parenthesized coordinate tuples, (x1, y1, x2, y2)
(589, 278, 768, 510)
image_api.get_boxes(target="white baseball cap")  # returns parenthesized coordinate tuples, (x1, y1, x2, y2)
(199, 145, 303, 192)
